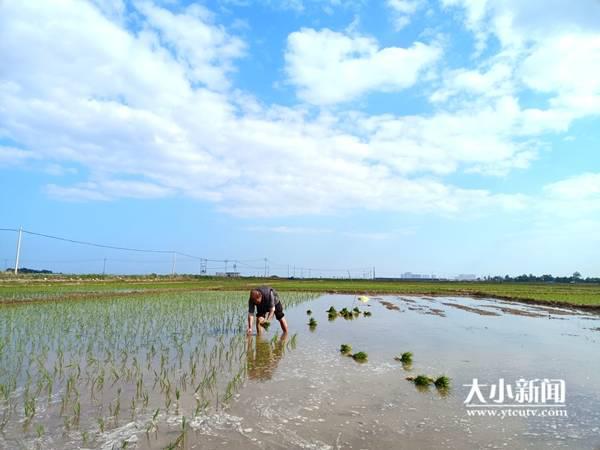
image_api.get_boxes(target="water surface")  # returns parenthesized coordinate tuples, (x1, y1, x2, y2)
(1, 293, 599, 449)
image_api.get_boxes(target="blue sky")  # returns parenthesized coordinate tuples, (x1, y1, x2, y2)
(1, 0, 599, 277)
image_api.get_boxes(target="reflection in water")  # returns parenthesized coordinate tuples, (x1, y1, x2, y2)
(246, 334, 288, 381)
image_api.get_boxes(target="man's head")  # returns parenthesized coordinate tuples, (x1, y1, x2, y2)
(249, 289, 263, 305)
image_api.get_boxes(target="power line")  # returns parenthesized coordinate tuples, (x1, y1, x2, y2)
(0, 227, 379, 277)
(20, 229, 174, 254)
(0, 228, 262, 264)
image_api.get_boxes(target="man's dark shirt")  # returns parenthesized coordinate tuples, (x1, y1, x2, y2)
(248, 286, 279, 316)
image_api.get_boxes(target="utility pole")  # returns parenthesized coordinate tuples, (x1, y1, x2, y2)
(373, 266, 376, 279)
(171, 252, 177, 276)
(14, 226, 23, 275)
(102, 258, 107, 276)
(225, 259, 228, 273)
(287, 264, 290, 278)
(264, 258, 268, 277)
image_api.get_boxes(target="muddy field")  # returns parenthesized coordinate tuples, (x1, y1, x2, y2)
(1, 293, 599, 449)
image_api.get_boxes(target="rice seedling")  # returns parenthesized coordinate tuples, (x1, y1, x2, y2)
(363, 311, 372, 317)
(97, 417, 105, 433)
(351, 352, 368, 362)
(306, 310, 312, 315)
(72, 401, 81, 425)
(308, 317, 318, 329)
(327, 306, 337, 314)
(24, 397, 35, 421)
(0, 290, 315, 448)
(340, 344, 352, 354)
(261, 321, 271, 331)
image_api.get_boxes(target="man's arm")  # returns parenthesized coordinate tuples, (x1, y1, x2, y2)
(263, 289, 275, 321)
(265, 307, 275, 321)
(247, 313, 254, 334)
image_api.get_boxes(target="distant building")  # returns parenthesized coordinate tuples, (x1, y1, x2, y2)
(456, 274, 478, 281)
(401, 272, 427, 279)
(215, 272, 241, 278)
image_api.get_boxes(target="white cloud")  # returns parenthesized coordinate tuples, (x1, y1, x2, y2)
(136, 2, 245, 91)
(0, 1, 554, 219)
(45, 183, 110, 202)
(341, 231, 395, 240)
(520, 33, 600, 116)
(220, 0, 365, 13)
(90, 0, 127, 21)
(361, 96, 540, 176)
(246, 226, 415, 240)
(435, 0, 600, 145)
(246, 226, 332, 234)
(544, 173, 600, 202)
(46, 179, 173, 201)
(386, 0, 423, 30)
(430, 60, 513, 103)
(0, 146, 39, 167)
(42, 164, 78, 176)
(442, 0, 600, 48)
(441, 0, 600, 109)
(285, 28, 441, 104)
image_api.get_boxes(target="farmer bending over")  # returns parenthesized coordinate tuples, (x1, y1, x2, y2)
(247, 286, 288, 335)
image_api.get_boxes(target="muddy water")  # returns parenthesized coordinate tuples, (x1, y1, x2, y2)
(185, 295, 600, 449)
(2, 294, 600, 449)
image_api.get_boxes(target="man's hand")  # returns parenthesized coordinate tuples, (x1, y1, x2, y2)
(258, 317, 265, 324)
(246, 327, 252, 335)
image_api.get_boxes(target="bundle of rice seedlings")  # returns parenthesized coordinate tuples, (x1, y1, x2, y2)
(406, 375, 434, 386)
(394, 352, 412, 364)
(434, 375, 450, 389)
(340, 344, 352, 354)
(351, 352, 368, 362)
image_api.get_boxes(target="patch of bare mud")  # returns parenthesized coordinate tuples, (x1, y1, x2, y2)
(379, 300, 400, 311)
(482, 305, 547, 318)
(442, 302, 501, 316)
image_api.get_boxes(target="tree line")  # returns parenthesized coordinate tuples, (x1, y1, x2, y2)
(483, 272, 599, 283)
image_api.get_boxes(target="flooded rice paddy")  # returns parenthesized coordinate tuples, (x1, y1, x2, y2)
(1, 292, 599, 449)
